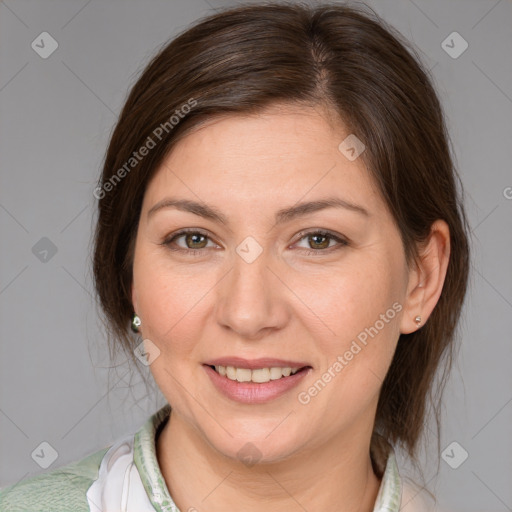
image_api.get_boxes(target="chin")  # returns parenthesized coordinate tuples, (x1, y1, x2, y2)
(201, 423, 305, 467)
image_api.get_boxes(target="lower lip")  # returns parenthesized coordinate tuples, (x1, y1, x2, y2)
(203, 365, 311, 404)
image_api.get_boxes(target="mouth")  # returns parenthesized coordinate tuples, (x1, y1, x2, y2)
(207, 364, 310, 383)
(202, 358, 312, 404)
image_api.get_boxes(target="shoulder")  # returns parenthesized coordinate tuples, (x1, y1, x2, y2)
(0, 445, 110, 512)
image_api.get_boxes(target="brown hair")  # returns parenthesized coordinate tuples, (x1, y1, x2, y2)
(92, 1, 471, 467)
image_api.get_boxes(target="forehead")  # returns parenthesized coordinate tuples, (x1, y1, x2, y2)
(143, 105, 381, 216)
(165, 104, 348, 168)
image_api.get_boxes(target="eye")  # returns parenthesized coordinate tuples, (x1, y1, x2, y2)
(161, 228, 218, 256)
(293, 229, 348, 256)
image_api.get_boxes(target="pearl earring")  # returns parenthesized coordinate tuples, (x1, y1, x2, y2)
(131, 313, 141, 333)
(415, 315, 422, 327)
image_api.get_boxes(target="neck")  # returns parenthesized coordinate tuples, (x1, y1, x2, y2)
(156, 411, 383, 512)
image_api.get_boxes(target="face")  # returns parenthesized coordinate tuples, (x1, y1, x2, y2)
(131, 104, 413, 463)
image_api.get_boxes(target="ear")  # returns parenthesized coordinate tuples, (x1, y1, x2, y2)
(399, 219, 451, 334)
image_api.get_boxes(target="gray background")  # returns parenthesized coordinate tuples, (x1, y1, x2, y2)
(1, 0, 511, 510)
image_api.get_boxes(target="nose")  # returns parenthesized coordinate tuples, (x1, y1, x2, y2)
(215, 249, 289, 340)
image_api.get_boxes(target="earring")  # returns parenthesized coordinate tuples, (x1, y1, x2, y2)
(415, 315, 422, 327)
(131, 313, 141, 333)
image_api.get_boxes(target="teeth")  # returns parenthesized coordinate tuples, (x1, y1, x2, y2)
(214, 365, 301, 383)
(226, 366, 236, 380)
(269, 367, 283, 380)
(252, 368, 270, 383)
(236, 368, 252, 382)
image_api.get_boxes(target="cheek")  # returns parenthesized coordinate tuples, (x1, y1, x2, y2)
(299, 276, 400, 420)
(298, 261, 401, 350)
(292, 275, 402, 448)
(134, 257, 212, 407)
(295, 259, 403, 407)
(132, 248, 208, 357)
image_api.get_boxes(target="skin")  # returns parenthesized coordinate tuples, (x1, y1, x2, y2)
(131, 103, 450, 512)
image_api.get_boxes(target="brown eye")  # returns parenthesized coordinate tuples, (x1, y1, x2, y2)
(162, 229, 215, 254)
(182, 232, 208, 249)
(308, 233, 331, 250)
(294, 230, 348, 255)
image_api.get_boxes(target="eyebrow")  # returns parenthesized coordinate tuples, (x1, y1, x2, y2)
(147, 196, 370, 225)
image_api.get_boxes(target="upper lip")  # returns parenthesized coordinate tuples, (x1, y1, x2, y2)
(203, 357, 311, 370)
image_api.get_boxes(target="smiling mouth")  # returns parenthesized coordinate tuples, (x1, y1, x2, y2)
(208, 364, 310, 384)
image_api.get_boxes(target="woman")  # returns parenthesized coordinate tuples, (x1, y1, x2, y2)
(0, 2, 470, 511)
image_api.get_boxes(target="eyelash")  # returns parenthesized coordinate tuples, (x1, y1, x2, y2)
(161, 228, 349, 257)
